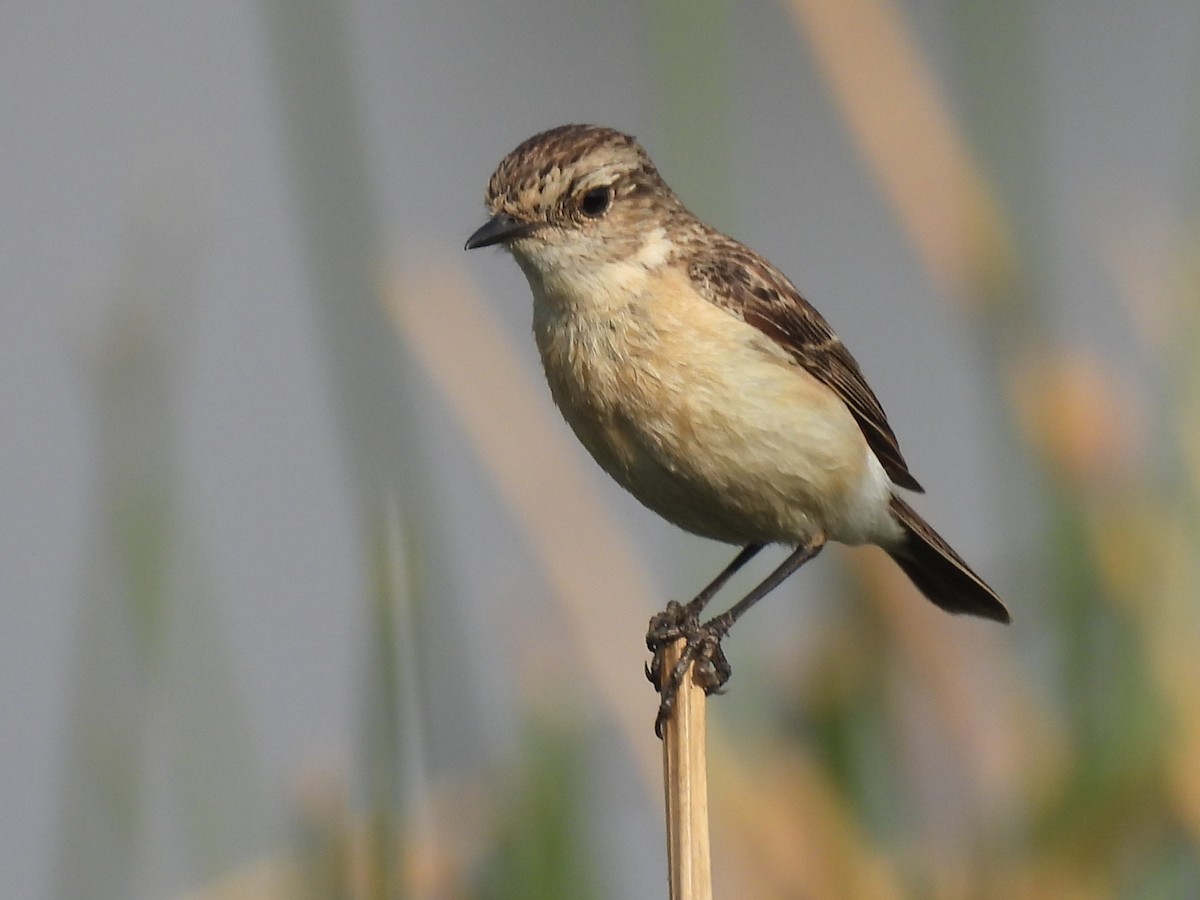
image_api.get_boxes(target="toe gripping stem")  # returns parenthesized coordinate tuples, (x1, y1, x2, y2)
(646, 536, 826, 737)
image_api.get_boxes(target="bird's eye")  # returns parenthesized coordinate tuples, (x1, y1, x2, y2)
(579, 186, 613, 218)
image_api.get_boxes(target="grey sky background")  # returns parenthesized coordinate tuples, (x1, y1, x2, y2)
(3, 1, 1198, 897)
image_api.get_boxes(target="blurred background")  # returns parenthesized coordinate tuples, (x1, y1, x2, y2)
(5, 0, 1200, 897)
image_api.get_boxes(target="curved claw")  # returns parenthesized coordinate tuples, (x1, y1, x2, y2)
(644, 659, 659, 686)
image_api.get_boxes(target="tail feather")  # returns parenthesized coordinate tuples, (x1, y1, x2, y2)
(886, 495, 1010, 623)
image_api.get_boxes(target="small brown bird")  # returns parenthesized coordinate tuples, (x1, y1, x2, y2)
(465, 124, 1008, 735)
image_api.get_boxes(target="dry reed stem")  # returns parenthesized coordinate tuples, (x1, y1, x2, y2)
(659, 639, 713, 900)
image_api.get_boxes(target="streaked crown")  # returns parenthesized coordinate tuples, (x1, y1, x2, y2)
(481, 124, 676, 229)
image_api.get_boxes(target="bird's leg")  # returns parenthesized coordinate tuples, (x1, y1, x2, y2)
(651, 534, 826, 737)
(646, 543, 764, 653)
(646, 543, 764, 696)
(645, 543, 763, 727)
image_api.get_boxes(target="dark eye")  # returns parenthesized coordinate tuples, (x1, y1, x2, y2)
(579, 186, 613, 217)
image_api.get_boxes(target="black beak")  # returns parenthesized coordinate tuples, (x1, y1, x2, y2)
(464, 213, 539, 250)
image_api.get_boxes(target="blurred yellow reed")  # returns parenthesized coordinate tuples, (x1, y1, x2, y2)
(856, 552, 1059, 807)
(785, 0, 1015, 304)
(780, 1, 1200, 894)
(712, 744, 904, 899)
(388, 259, 662, 787)
(788, 0, 1046, 867)
(1106, 241, 1200, 850)
(1008, 350, 1144, 489)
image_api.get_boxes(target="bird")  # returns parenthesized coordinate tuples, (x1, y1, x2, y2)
(464, 124, 1008, 735)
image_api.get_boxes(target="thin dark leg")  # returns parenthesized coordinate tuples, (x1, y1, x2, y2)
(652, 534, 826, 737)
(645, 543, 764, 692)
(684, 542, 766, 615)
(646, 543, 765, 654)
(702, 534, 826, 638)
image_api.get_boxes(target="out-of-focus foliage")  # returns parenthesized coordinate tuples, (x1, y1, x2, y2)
(60, 0, 1199, 898)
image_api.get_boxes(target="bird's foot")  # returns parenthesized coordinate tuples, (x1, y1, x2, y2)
(645, 602, 732, 738)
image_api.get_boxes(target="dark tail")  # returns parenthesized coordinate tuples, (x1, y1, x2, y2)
(886, 495, 1010, 623)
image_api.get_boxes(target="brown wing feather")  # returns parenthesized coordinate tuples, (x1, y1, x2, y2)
(687, 237, 924, 493)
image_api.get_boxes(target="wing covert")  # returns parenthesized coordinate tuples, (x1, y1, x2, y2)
(688, 240, 924, 493)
